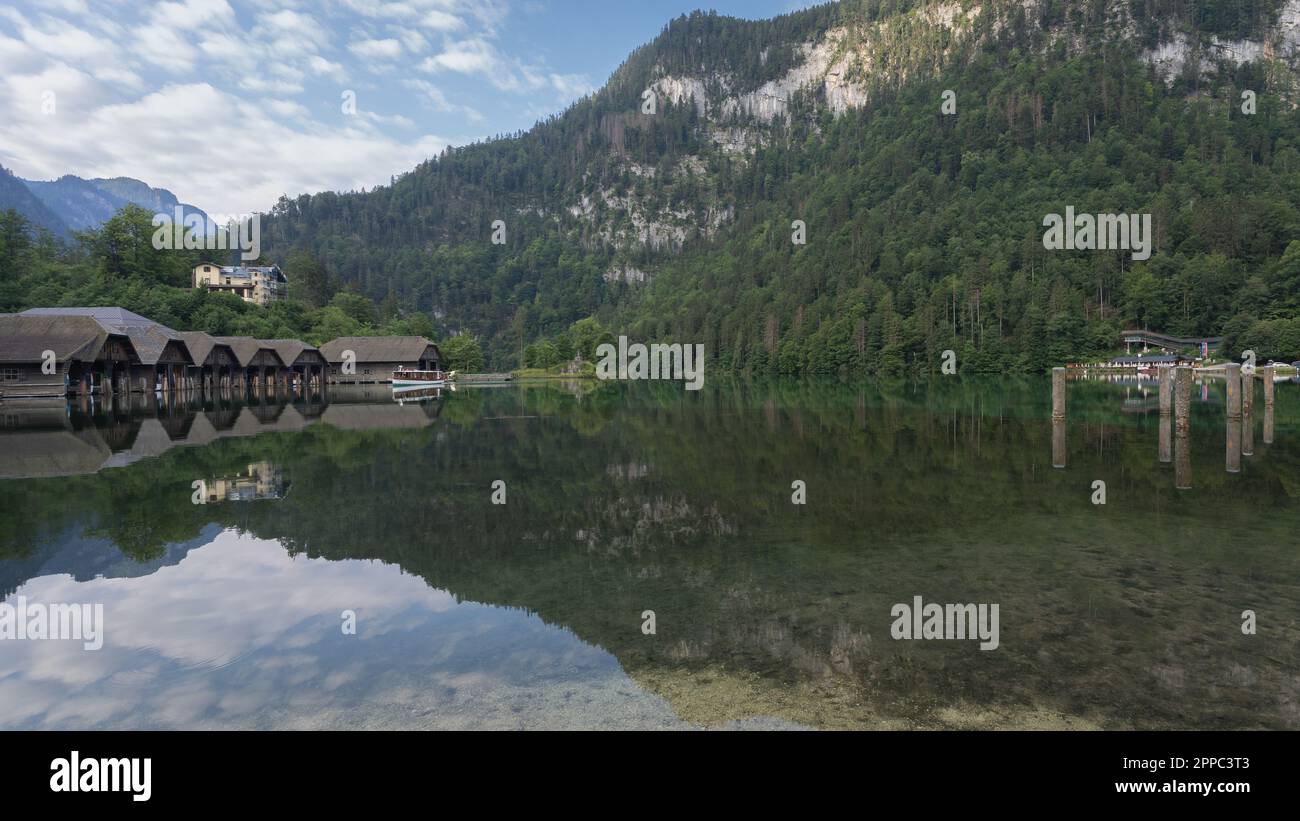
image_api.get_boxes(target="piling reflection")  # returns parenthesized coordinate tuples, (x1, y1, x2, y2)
(1227, 414, 1242, 474)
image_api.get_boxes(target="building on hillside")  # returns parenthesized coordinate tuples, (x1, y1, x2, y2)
(192, 262, 287, 306)
(20, 307, 194, 393)
(0, 313, 142, 397)
(319, 337, 443, 384)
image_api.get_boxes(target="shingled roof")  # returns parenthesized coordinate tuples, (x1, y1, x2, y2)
(318, 336, 441, 364)
(20, 307, 190, 366)
(261, 339, 324, 366)
(174, 331, 235, 366)
(0, 314, 136, 364)
(213, 336, 285, 369)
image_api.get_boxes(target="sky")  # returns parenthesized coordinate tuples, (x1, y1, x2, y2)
(0, 0, 819, 219)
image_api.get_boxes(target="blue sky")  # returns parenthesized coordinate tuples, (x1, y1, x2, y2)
(0, 0, 819, 218)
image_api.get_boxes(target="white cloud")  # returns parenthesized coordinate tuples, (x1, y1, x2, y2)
(12, 19, 119, 67)
(419, 9, 464, 31)
(550, 73, 594, 99)
(0, 0, 594, 215)
(257, 9, 332, 52)
(155, 0, 236, 29)
(420, 36, 592, 100)
(403, 77, 481, 121)
(422, 37, 499, 77)
(348, 37, 404, 60)
(0, 81, 450, 216)
(132, 24, 197, 73)
(397, 28, 429, 54)
(307, 54, 348, 81)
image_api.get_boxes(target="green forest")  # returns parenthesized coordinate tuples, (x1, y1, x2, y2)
(0, 204, 487, 371)
(5, 0, 1300, 372)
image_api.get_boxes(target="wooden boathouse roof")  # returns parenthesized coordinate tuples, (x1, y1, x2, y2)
(19, 307, 191, 367)
(212, 336, 286, 369)
(174, 332, 238, 367)
(261, 339, 325, 367)
(319, 336, 442, 364)
(0, 313, 139, 364)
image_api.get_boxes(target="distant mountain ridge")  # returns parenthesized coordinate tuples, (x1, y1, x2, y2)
(0, 164, 210, 237)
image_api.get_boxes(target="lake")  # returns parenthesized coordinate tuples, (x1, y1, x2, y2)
(1, 376, 1297, 729)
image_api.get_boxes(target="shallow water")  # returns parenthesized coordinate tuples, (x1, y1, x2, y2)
(1, 376, 1297, 729)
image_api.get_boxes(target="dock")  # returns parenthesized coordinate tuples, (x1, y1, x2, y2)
(455, 373, 515, 384)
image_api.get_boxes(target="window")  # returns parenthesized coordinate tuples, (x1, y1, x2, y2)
(0, 368, 22, 382)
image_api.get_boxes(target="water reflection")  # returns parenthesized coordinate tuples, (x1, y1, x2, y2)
(1, 377, 1297, 729)
(0, 531, 697, 730)
(0, 386, 442, 480)
(199, 462, 287, 504)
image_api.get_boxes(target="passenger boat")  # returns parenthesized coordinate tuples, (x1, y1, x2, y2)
(393, 386, 447, 404)
(392, 368, 449, 389)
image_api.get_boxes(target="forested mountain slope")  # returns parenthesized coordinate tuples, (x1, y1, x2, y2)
(258, 0, 1300, 371)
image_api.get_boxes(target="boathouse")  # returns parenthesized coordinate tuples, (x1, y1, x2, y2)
(214, 337, 286, 391)
(17, 308, 195, 394)
(175, 332, 240, 393)
(319, 337, 443, 384)
(262, 339, 327, 390)
(0, 313, 141, 398)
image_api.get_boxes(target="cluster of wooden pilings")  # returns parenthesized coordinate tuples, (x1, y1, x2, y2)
(1051, 364, 1280, 488)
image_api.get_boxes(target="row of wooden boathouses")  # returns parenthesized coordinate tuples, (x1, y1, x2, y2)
(0, 307, 444, 398)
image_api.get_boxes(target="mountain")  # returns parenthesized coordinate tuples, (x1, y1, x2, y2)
(20, 173, 211, 234)
(0, 165, 70, 237)
(233, 2, 1300, 369)
(0, 165, 211, 237)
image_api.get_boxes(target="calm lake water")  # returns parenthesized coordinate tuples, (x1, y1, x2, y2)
(1, 376, 1297, 730)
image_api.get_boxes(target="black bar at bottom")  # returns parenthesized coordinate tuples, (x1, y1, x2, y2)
(0, 730, 1282, 808)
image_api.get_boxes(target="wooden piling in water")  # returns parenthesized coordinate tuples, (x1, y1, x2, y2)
(1175, 432, 1191, 490)
(1052, 418, 1067, 469)
(1242, 370, 1255, 457)
(1174, 366, 1191, 436)
(1225, 363, 1242, 419)
(1174, 366, 1192, 490)
(1158, 365, 1173, 463)
(1051, 367, 1066, 469)
(1227, 413, 1242, 473)
(1051, 367, 1066, 421)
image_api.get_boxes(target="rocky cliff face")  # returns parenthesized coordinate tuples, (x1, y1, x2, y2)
(652, 1, 1299, 134)
(561, 0, 1300, 263)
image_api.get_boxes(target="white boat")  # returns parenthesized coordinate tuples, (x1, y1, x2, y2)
(392, 368, 449, 389)
(393, 386, 447, 404)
